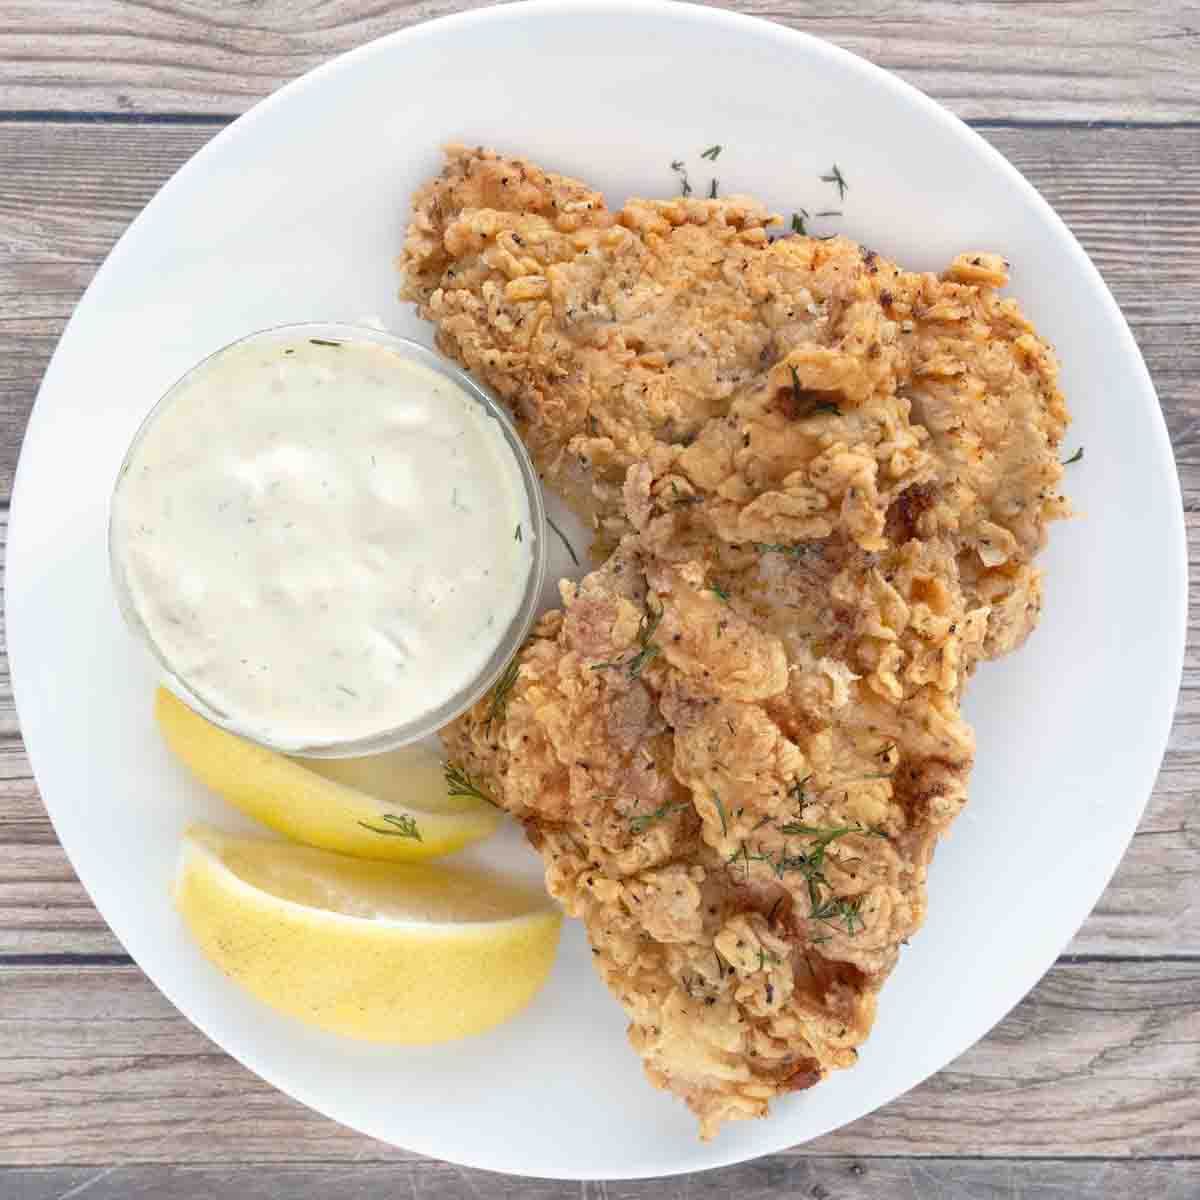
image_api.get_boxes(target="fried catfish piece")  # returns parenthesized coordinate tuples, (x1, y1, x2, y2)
(415, 148, 1069, 1138)
(443, 518, 984, 1138)
(400, 146, 1069, 650)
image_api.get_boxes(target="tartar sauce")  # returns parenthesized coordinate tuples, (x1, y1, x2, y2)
(111, 333, 534, 751)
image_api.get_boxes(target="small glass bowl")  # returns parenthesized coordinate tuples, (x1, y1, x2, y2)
(109, 322, 547, 758)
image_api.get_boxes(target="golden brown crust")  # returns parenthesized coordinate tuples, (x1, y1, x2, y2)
(407, 147, 1072, 1138)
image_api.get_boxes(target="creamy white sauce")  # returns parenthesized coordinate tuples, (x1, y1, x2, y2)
(111, 335, 533, 750)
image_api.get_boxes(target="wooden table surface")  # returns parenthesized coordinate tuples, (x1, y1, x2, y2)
(1, 2, 1197, 1196)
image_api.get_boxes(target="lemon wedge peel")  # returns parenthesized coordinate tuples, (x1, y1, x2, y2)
(174, 826, 562, 1044)
(155, 687, 500, 861)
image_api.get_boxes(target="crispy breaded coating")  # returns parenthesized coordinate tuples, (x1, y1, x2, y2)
(405, 147, 1071, 1137)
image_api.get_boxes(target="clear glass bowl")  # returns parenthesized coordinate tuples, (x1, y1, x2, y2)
(109, 322, 547, 758)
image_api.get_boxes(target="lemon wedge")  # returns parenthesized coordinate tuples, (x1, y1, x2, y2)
(155, 687, 499, 861)
(174, 825, 561, 1042)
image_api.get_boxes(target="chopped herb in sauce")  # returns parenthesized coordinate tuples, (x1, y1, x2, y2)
(700, 144, 723, 161)
(709, 177, 719, 199)
(308, 338, 343, 348)
(708, 581, 730, 603)
(1062, 446, 1084, 465)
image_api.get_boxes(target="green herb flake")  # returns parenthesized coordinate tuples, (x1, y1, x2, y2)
(484, 657, 520, 729)
(700, 144, 722, 161)
(709, 177, 719, 199)
(444, 762, 498, 808)
(708, 581, 730, 604)
(670, 159, 693, 197)
(820, 163, 849, 201)
(713, 792, 729, 837)
(630, 801, 690, 834)
(514, 523, 523, 542)
(791, 209, 809, 236)
(308, 337, 343, 348)
(357, 812, 421, 841)
(1062, 446, 1084, 465)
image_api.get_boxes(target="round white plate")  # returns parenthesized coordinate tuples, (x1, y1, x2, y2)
(7, 0, 1186, 1179)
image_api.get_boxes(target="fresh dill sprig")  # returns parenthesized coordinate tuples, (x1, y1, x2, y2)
(308, 337, 342, 347)
(670, 159, 693, 197)
(628, 604, 663, 678)
(789, 774, 811, 806)
(514, 523, 523, 542)
(713, 792, 729, 837)
(820, 163, 849, 201)
(589, 602, 664, 678)
(357, 812, 421, 841)
(630, 800, 690, 834)
(700, 144, 722, 161)
(757, 946, 781, 970)
(546, 515, 579, 566)
(791, 209, 809, 235)
(485, 657, 520, 729)
(444, 762, 498, 808)
(1062, 446, 1084, 465)
(815, 209, 842, 217)
(811, 894, 865, 935)
(709, 178, 719, 199)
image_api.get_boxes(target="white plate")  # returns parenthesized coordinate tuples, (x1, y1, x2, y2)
(7, 0, 1186, 1179)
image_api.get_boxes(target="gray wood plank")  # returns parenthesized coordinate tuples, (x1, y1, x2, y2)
(5, 1159, 1200, 1200)
(0, 1, 1198, 122)
(0, 961, 1195, 1163)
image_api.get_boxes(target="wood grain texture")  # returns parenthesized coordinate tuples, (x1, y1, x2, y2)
(1, 1, 1199, 122)
(5, 1159, 1200, 1200)
(0, 960, 1195, 1165)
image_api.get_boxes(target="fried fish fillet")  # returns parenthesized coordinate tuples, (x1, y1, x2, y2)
(402, 147, 1071, 1137)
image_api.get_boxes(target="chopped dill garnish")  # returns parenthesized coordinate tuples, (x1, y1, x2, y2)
(335, 684, 358, 698)
(713, 792, 729, 837)
(484, 657, 520, 729)
(790, 364, 840, 415)
(308, 337, 342, 347)
(700, 144, 723, 161)
(357, 812, 421, 841)
(630, 801, 690, 834)
(708, 581, 730, 603)
(670, 159, 693, 197)
(628, 604, 663, 678)
(820, 163, 849, 200)
(709, 177, 719, 199)
(757, 946, 781, 970)
(546, 515, 579, 566)
(590, 602, 663, 678)
(811, 894, 865, 935)
(1062, 446, 1084, 465)
(791, 209, 809, 235)
(444, 762, 498, 808)
(815, 210, 842, 217)
(514, 523, 523, 541)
